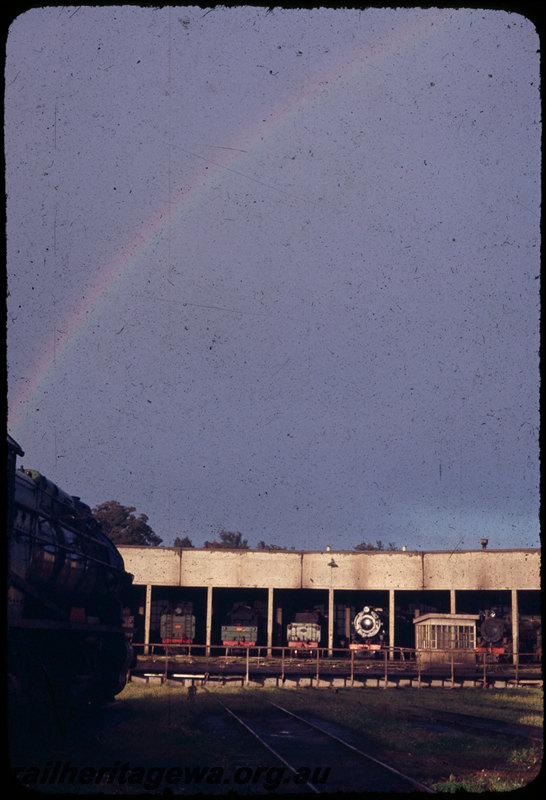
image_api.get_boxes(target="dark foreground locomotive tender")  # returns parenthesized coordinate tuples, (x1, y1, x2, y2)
(7, 435, 134, 711)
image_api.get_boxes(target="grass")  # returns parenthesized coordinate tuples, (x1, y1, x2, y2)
(8, 682, 543, 794)
(9, 684, 284, 795)
(257, 685, 543, 792)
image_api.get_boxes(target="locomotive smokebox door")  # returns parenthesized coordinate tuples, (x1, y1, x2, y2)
(353, 606, 383, 639)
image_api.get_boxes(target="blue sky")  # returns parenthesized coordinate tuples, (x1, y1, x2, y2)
(5, 6, 540, 550)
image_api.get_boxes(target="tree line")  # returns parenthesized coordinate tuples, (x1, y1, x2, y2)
(92, 500, 398, 551)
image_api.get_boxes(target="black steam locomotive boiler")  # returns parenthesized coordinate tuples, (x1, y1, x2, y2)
(7, 435, 134, 711)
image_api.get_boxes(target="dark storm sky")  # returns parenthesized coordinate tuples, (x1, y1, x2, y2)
(6, 6, 540, 550)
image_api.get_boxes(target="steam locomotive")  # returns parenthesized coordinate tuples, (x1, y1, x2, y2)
(475, 608, 542, 663)
(287, 610, 324, 650)
(7, 435, 133, 711)
(160, 601, 196, 644)
(477, 609, 507, 660)
(349, 605, 386, 656)
(221, 601, 260, 646)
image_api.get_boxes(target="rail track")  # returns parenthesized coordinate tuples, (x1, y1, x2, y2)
(216, 697, 435, 793)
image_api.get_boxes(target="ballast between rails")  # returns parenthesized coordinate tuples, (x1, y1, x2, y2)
(268, 701, 435, 793)
(216, 698, 322, 794)
(215, 697, 435, 794)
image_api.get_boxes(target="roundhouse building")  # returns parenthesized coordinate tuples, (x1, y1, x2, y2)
(118, 545, 541, 662)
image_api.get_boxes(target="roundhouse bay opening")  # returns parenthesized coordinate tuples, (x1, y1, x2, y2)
(394, 590, 452, 652)
(274, 588, 329, 650)
(151, 587, 207, 651)
(517, 590, 542, 662)
(455, 589, 542, 663)
(333, 589, 389, 654)
(213, 587, 268, 650)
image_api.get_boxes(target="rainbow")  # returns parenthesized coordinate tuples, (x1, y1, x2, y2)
(8, 9, 457, 436)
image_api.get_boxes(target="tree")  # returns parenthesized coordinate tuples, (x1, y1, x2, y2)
(204, 530, 248, 549)
(92, 500, 162, 546)
(173, 536, 194, 548)
(257, 540, 287, 550)
(354, 540, 398, 551)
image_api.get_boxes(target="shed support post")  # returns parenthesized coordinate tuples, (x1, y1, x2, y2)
(276, 606, 283, 649)
(267, 587, 273, 656)
(450, 589, 456, 614)
(206, 585, 213, 656)
(328, 587, 334, 655)
(511, 589, 519, 665)
(144, 583, 152, 655)
(389, 589, 395, 659)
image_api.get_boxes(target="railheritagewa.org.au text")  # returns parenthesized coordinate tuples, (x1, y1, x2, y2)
(14, 761, 332, 791)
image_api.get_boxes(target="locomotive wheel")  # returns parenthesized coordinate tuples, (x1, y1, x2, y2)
(88, 636, 133, 704)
